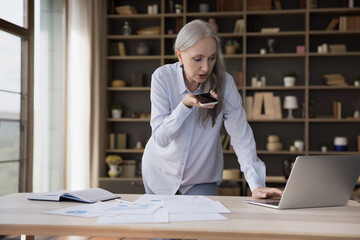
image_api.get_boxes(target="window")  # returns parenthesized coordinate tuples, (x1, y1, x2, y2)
(0, 0, 34, 196)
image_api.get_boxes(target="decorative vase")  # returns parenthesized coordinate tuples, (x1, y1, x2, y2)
(294, 140, 304, 152)
(208, 18, 218, 33)
(108, 164, 122, 178)
(334, 136, 348, 151)
(137, 42, 150, 55)
(354, 110, 360, 118)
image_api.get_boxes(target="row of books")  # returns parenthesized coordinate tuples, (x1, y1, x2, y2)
(339, 16, 360, 31)
(109, 133, 127, 149)
(327, 16, 360, 31)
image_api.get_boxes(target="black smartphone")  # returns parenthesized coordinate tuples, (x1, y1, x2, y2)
(194, 93, 218, 106)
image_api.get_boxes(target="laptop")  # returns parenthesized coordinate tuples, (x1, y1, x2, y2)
(245, 155, 360, 209)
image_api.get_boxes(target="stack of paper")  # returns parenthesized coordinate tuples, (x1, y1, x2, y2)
(43, 195, 231, 224)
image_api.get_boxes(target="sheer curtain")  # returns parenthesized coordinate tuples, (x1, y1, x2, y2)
(66, 0, 104, 190)
(33, 0, 103, 192)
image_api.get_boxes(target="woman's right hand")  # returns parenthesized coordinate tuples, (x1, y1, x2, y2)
(182, 94, 197, 108)
(182, 93, 217, 109)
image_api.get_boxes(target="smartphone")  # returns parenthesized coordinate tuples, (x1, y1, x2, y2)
(194, 93, 218, 106)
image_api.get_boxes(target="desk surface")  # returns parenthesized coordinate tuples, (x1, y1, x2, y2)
(0, 193, 360, 240)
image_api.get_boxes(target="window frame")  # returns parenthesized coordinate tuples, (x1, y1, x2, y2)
(0, 0, 34, 192)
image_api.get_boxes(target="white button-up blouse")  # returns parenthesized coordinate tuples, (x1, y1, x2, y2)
(142, 62, 266, 195)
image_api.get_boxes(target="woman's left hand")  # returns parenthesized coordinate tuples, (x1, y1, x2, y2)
(252, 187, 283, 199)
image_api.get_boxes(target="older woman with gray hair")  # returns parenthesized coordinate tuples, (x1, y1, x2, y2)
(142, 19, 282, 199)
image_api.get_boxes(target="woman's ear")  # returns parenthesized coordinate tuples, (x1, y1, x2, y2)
(175, 49, 183, 65)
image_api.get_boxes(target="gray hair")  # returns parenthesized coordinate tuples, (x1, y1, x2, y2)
(174, 19, 226, 127)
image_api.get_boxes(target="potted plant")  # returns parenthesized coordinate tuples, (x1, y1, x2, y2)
(283, 72, 297, 87)
(354, 76, 360, 87)
(175, 4, 182, 13)
(320, 142, 329, 152)
(225, 39, 240, 55)
(110, 103, 125, 118)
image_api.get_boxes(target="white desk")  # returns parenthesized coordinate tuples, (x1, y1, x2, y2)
(0, 193, 360, 240)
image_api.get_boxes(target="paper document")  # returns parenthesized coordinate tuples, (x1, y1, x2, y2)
(44, 201, 163, 217)
(43, 194, 230, 223)
(98, 207, 169, 224)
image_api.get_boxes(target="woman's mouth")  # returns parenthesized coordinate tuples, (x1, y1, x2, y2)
(198, 73, 208, 79)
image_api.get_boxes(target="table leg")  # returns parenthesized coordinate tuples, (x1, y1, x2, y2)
(21, 235, 34, 240)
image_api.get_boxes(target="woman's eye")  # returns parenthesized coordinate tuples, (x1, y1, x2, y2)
(194, 58, 202, 62)
(209, 56, 216, 61)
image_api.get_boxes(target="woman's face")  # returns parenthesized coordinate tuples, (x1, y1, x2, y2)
(176, 37, 217, 88)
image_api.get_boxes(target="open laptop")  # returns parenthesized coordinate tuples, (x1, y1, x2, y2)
(245, 155, 360, 209)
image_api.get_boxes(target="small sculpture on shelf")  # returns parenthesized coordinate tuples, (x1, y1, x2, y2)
(352, 99, 360, 119)
(267, 38, 277, 53)
(105, 155, 123, 178)
(266, 135, 282, 151)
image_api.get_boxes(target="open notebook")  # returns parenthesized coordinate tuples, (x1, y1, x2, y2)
(245, 155, 360, 209)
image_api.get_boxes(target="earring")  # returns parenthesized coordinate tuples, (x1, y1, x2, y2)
(180, 64, 184, 69)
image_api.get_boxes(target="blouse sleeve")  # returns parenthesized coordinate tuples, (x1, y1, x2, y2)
(222, 74, 266, 191)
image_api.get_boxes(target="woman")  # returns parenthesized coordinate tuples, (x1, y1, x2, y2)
(142, 19, 282, 199)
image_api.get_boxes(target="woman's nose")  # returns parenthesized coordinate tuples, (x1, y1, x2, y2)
(201, 61, 209, 72)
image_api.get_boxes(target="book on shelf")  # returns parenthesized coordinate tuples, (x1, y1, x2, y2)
(27, 188, 120, 203)
(260, 28, 280, 33)
(222, 135, 231, 150)
(118, 42, 126, 56)
(233, 71, 243, 87)
(326, 18, 339, 31)
(109, 133, 127, 149)
(245, 96, 253, 119)
(247, 0, 271, 10)
(332, 101, 342, 119)
(216, 0, 243, 11)
(274, 0, 282, 10)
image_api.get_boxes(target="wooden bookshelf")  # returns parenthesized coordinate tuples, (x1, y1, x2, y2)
(100, 0, 360, 194)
